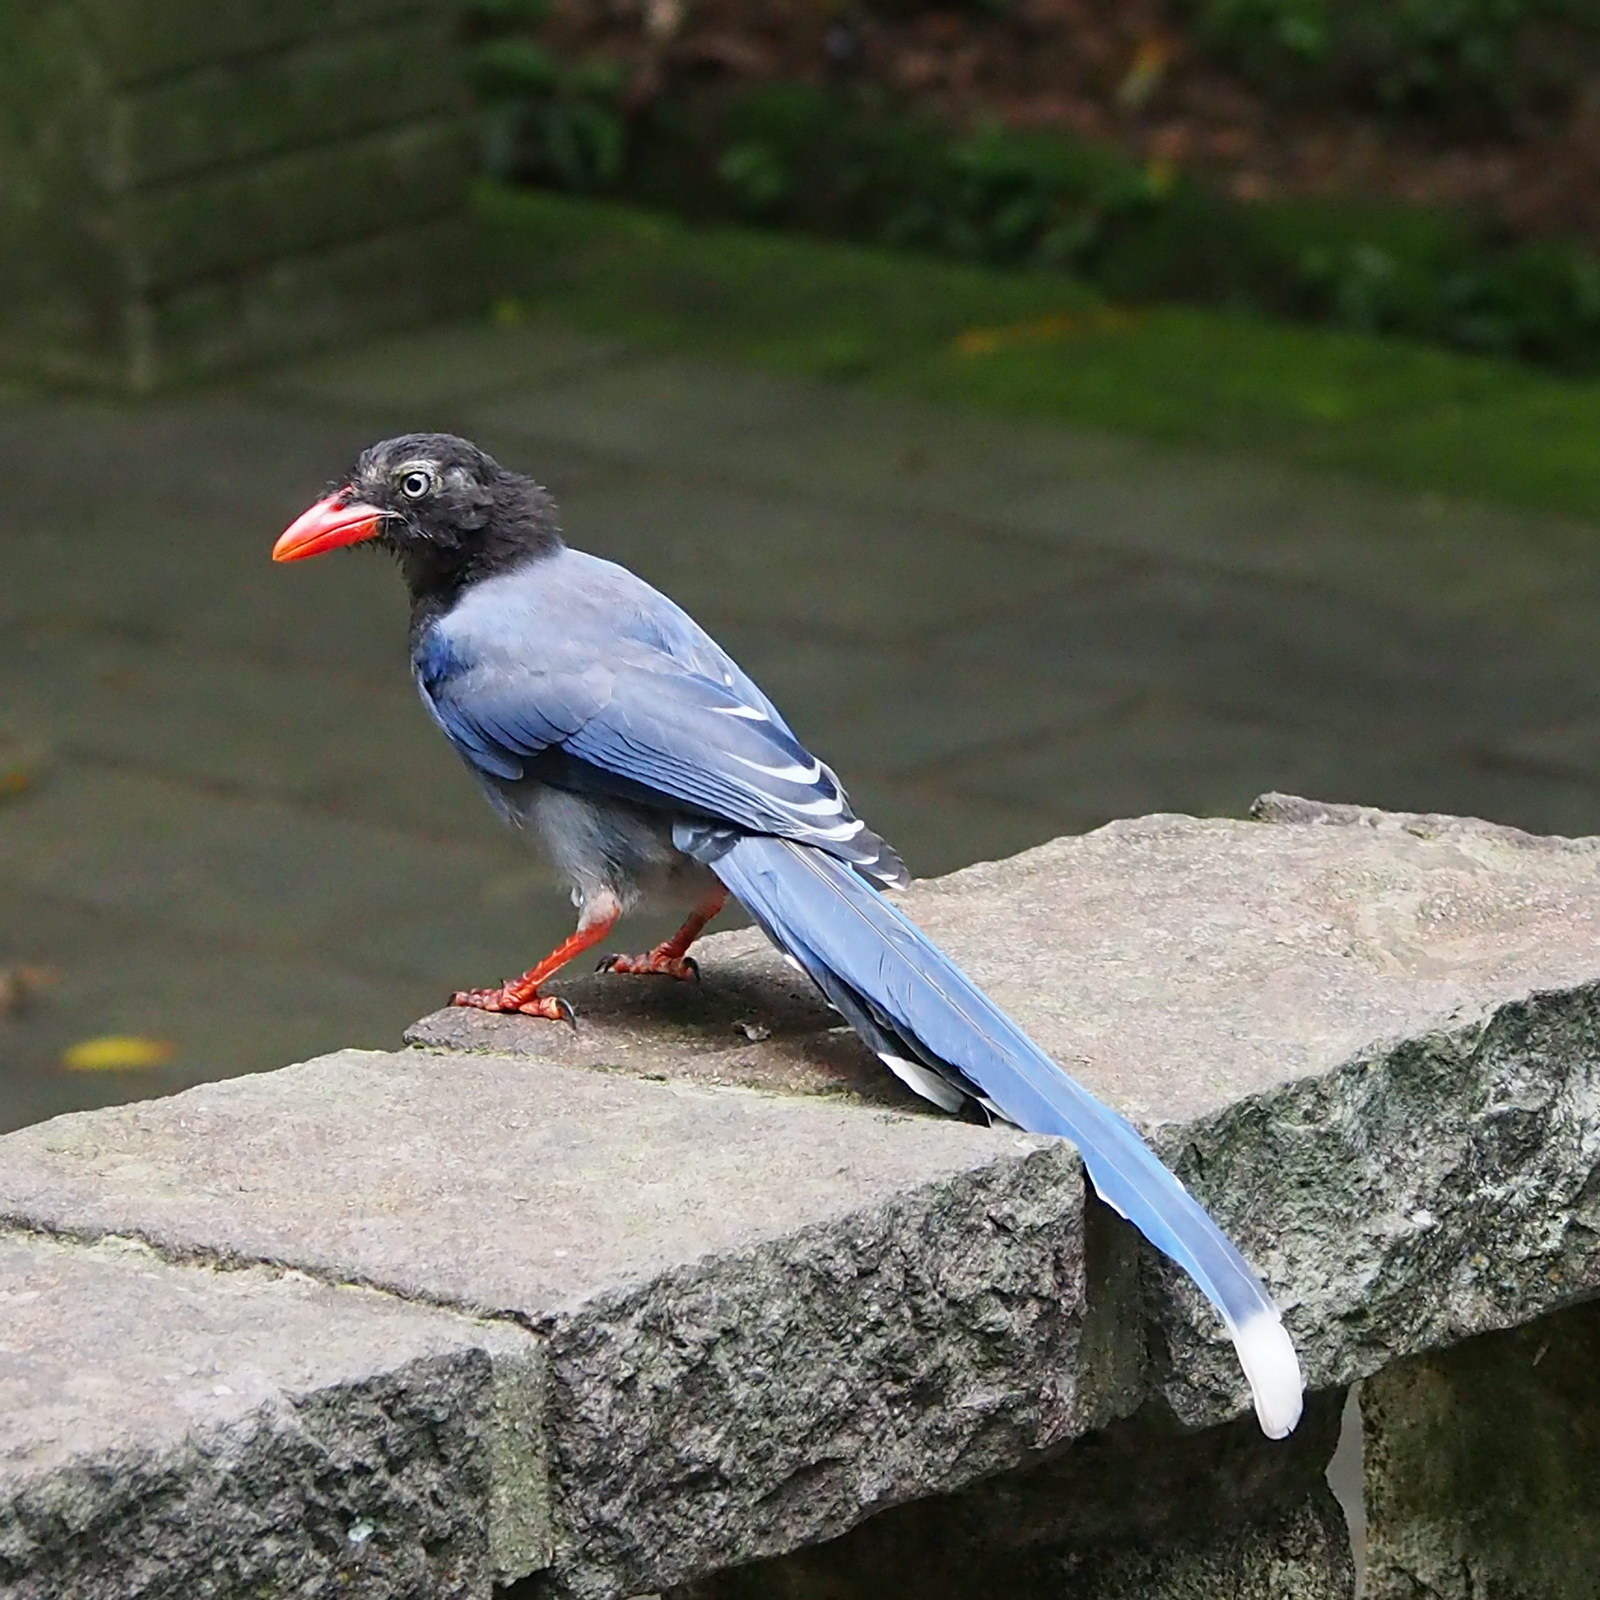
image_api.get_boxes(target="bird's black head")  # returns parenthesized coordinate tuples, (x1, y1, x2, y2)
(273, 432, 561, 598)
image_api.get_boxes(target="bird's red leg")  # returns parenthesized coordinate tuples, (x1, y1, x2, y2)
(597, 888, 728, 981)
(451, 904, 621, 1021)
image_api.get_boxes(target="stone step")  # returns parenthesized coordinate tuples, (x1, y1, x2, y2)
(0, 1231, 542, 1597)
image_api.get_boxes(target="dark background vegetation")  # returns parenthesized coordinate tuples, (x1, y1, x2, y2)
(471, 0, 1600, 369)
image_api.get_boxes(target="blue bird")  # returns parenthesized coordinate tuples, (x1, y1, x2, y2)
(274, 433, 1303, 1438)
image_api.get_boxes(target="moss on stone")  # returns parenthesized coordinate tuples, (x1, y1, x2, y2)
(480, 183, 1600, 526)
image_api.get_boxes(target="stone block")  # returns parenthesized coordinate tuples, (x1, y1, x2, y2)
(673, 1390, 1355, 1600)
(81, 0, 438, 88)
(133, 120, 469, 291)
(0, 1051, 1091, 1598)
(8, 801, 1600, 1597)
(1362, 1298, 1600, 1600)
(0, 1, 475, 389)
(120, 19, 459, 187)
(150, 214, 479, 389)
(0, 1231, 545, 1598)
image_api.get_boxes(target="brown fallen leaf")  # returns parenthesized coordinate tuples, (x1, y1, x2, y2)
(0, 965, 55, 1019)
(61, 1035, 175, 1071)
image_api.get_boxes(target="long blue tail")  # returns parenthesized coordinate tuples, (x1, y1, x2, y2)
(696, 831, 1303, 1438)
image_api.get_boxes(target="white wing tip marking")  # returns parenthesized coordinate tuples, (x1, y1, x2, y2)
(1229, 1309, 1304, 1440)
(802, 817, 866, 842)
(731, 752, 824, 784)
(711, 703, 768, 720)
(786, 793, 847, 817)
(876, 1052, 965, 1114)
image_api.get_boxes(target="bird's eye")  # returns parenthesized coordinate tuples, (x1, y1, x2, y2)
(398, 468, 435, 500)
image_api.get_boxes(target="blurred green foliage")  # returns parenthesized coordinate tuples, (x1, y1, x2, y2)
(464, 6, 1600, 371)
(469, 0, 630, 194)
(482, 183, 1600, 526)
(1188, 0, 1596, 123)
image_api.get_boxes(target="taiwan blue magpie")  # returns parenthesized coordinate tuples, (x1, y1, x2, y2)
(274, 432, 1302, 1437)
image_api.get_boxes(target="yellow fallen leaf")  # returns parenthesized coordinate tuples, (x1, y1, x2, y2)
(61, 1035, 175, 1071)
(955, 313, 1083, 356)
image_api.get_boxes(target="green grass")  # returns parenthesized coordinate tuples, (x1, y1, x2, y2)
(479, 182, 1600, 523)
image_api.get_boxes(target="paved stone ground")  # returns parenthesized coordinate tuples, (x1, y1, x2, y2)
(3, 316, 1599, 1132)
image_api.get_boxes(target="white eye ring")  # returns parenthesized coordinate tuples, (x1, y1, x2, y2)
(398, 467, 435, 500)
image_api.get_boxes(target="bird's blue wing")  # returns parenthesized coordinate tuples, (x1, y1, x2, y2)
(412, 626, 605, 781)
(565, 663, 880, 858)
(413, 609, 904, 883)
(615, 584, 796, 741)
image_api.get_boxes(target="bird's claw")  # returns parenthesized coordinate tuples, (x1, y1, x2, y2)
(450, 987, 578, 1027)
(526, 994, 579, 1028)
(596, 951, 701, 981)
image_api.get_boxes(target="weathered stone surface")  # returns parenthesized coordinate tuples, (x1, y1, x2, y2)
(81, 0, 437, 86)
(133, 120, 469, 291)
(1362, 1298, 1600, 1600)
(674, 1391, 1353, 1600)
(416, 801, 1600, 1430)
(0, 1051, 1090, 1597)
(1250, 789, 1600, 847)
(146, 215, 480, 389)
(1, 6, 121, 380)
(406, 947, 917, 1109)
(1066, 1492, 1354, 1600)
(8, 801, 1600, 1595)
(119, 18, 459, 187)
(1, 1, 474, 388)
(0, 1230, 544, 1598)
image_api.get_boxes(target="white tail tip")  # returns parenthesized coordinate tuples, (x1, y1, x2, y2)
(1232, 1309, 1304, 1439)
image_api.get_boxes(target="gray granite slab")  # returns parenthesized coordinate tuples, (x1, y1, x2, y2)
(409, 802, 1600, 1435)
(0, 1231, 544, 1598)
(0, 1051, 1088, 1597)
(6, 803, 1600, 1594)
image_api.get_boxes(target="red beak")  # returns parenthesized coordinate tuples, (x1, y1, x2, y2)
(272, 494, 386, 562)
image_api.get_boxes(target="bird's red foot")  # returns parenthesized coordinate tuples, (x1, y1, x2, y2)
(450, 986, 577, 1026)
(596, 950, 701, 981)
